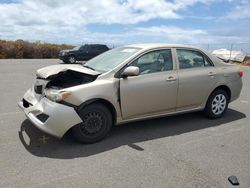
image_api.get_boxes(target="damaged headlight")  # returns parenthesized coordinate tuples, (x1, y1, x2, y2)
(45, 90, 71, 102)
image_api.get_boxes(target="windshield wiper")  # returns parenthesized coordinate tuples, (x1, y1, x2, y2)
(83, 65, 96, 71)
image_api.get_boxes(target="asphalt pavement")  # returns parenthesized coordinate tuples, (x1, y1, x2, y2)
(0, 59, 250, 188)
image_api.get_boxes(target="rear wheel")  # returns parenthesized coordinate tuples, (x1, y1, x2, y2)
(72, 103, 113, 143)
(204, 89, 229, 119)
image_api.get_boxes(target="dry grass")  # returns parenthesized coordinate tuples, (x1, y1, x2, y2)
(0, 39, 74, 59)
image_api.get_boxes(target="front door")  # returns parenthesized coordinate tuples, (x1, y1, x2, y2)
(120, 49, 178, 119)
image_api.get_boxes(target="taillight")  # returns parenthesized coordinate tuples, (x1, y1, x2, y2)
(238, 69, 243, 77)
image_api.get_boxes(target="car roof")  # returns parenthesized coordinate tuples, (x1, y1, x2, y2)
(124, 43, 201, 50)
(123, 43, 227, 67)
(85, 44, 107, 46)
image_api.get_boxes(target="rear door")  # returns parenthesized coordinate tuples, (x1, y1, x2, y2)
(87, 45, 101, 59)
(175, 48, 217, 111)
(120, 49, 178, 119)
(78, 45, 89, 60)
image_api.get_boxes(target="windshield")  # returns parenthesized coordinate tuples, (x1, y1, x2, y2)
(84, 47, 141, 73)
(72, 46, 80, 50)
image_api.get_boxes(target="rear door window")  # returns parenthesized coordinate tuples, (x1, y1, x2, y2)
(176, 49, 213, 69)
(79, 45, 88, 51)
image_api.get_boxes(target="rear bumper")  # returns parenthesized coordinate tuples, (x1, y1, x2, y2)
(18, 89, 82, 138)
(228, 78, 243, 102)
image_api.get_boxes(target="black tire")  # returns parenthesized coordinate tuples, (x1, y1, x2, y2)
(204, 89, 229, 119)
(67, 55, 76, 63)
(72, 103, 113, 143)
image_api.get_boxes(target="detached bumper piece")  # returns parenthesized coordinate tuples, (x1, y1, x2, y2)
(228, 176, 240, 186)
(18, 89, 82, 138)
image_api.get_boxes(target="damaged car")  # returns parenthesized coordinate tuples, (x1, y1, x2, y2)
(18, 44, 243, 143)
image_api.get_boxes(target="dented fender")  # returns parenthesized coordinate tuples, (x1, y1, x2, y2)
(63, 78, 123, 122)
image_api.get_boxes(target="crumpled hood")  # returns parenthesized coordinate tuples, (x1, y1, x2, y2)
(36, 64, 100, 79)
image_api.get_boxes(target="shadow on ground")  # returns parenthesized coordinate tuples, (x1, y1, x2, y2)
(19, 109, 246, 159)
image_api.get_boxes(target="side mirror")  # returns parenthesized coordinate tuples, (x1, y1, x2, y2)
(122, 66, 139, 77)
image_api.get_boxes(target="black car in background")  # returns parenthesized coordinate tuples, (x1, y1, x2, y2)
(59, 44, 109, 63)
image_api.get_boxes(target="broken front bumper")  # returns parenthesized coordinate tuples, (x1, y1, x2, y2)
(18, 88, 82, 138)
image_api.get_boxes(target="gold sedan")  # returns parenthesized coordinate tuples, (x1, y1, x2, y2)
(19, 44, 243, 143)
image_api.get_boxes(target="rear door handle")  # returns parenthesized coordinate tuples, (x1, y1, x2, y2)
(166, 76, 177, 81)
(208, 72, 216, 76)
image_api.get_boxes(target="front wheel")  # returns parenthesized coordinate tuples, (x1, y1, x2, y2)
(67, 55, 76, 63)
(72, 103, 113, 143)
(204, 89, 229, 119)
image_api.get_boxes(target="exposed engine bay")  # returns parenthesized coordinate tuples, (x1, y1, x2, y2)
(45, 70, 98, 89)
(34, 70, 98, 94)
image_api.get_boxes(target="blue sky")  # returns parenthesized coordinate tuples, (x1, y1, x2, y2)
(0, 0, 250, 51)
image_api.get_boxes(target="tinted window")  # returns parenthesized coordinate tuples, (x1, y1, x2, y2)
(89, 45, 107, 51)
(98, 45, 108, 50)
(88, 46, 97, 50)
(177, 49, 212, 69)
(79, 46, 88, 51)
(130, 49, 173, 75)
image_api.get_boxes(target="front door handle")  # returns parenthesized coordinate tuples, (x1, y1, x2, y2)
(208, 72, 216, 77)
(166, 76, 177, 81)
